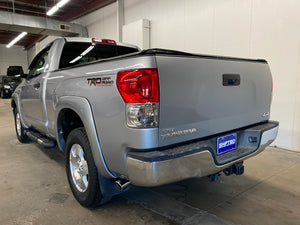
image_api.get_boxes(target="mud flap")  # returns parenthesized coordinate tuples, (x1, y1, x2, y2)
(98, 174, 131, 204)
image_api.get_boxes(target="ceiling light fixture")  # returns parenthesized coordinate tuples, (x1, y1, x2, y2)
(6, 32, 28, 48)
(46, 0, 70, 16)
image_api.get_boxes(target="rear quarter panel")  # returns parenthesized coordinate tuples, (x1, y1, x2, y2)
(51, 55, 159, 176)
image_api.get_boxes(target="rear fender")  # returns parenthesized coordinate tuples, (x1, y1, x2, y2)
(55, 96, 116, 179)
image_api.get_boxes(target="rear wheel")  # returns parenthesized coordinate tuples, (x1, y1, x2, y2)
(14, 109, 28, 143)
(65, 128, 103, 208)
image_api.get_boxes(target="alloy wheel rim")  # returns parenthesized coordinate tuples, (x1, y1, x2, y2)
(69, 144, 89, 192)
(16, 112, 22, 137)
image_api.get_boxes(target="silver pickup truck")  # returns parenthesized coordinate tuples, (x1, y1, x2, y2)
(11, 37, 279, 208)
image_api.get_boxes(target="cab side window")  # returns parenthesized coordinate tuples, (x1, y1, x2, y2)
(28, 46, 51, 79)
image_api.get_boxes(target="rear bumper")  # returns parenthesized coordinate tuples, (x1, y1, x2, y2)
(126, 121, 279, 187)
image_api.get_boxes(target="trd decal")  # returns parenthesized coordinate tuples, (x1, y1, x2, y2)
(87, 77, 114, 86)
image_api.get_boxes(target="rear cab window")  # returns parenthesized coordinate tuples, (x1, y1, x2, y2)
(59, 42, 139, 69)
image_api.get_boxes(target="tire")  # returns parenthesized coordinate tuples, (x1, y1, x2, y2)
(65, 127, 103, 208)
(14, 109, 28, 143)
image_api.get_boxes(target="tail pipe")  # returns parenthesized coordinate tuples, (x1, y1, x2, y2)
(114, 179, 131, 191)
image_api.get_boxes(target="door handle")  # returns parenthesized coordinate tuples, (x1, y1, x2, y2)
(34, 82, 40, 89)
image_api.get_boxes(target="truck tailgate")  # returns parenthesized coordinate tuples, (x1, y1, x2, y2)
(156, 54, 272, 147)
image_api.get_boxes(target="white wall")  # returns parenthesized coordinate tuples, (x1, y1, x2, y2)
(122, 19, 150, 49)
(27, 45, 37, 66)
(73, 2, 118, 40)
(0, 44, 28, 75)
(46, 0, 300, 151)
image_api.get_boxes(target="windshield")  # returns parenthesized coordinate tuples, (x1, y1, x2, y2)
(59, 42, 139, 69)
(3, 76, 22, 83)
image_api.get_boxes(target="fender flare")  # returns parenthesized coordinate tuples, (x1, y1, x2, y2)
(55, 96, 116, 179)
(11, 93, 29, 128)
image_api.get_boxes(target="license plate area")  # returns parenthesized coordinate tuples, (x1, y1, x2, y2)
(217, 133, 237, 155)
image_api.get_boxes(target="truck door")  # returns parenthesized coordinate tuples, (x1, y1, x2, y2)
(20, 45, 51, 132)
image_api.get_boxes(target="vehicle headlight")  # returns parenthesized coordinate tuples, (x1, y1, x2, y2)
(4, 85, 10, 89)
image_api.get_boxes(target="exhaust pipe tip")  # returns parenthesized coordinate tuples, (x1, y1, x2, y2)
(114, 180, 131, 191)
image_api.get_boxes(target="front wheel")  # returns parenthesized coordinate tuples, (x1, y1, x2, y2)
(65, 128, 103, 208)
(14, 109, 28, 143)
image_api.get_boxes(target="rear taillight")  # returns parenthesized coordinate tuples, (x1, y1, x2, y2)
(117, 69, 159, 128)
(117, 69, 159, 103)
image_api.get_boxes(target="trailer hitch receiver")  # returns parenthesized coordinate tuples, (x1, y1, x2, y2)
(223, 162, 244, 176)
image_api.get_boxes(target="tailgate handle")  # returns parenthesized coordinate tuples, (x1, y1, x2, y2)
(223, 74, 240, 86)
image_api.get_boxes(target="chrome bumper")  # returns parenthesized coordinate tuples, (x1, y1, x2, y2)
(127, 122, 279, 187)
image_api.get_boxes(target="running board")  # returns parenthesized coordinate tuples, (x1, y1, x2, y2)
(24, 130, 56, 148)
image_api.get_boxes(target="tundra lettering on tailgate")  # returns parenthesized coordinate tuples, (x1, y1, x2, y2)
(161, 128, 197, 140)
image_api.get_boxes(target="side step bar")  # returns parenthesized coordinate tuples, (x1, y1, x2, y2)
(24, 130, 56, 148)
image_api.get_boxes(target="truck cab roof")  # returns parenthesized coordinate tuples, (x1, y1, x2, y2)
(63, 37, 140, 51)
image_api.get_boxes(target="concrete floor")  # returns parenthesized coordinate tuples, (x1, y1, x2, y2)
(0, 98, 300, 225)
